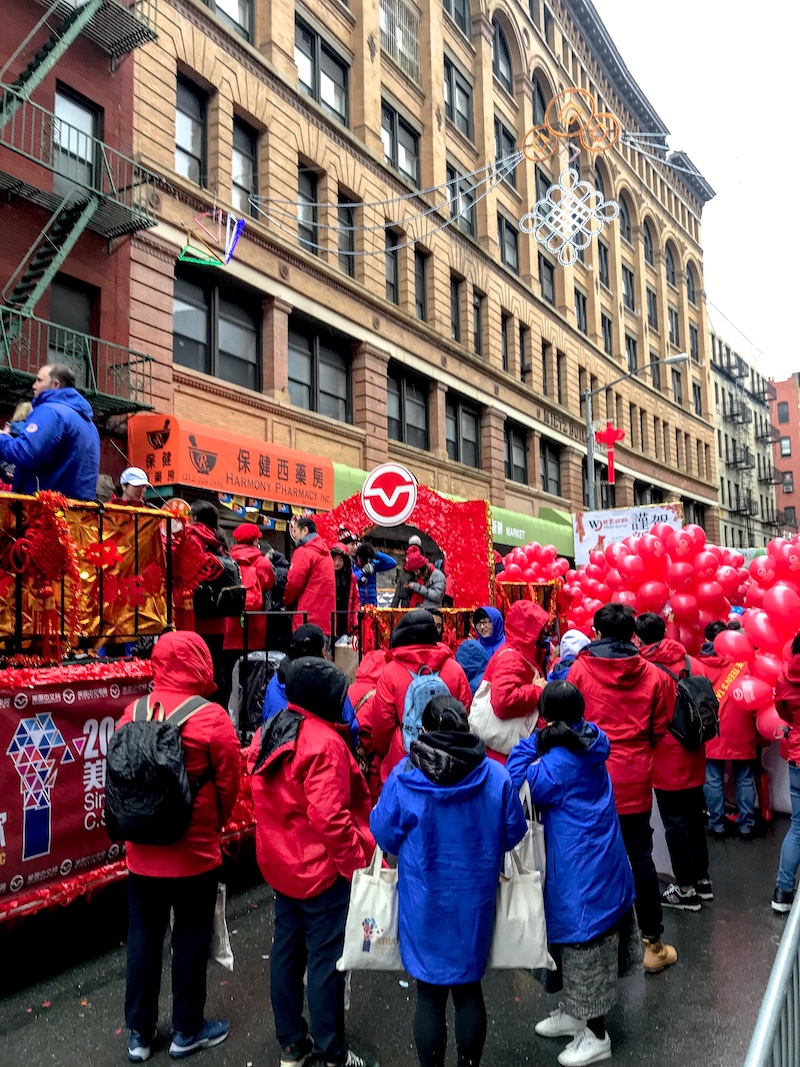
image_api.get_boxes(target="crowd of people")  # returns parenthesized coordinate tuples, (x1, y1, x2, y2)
(113, 594, 800, 1067)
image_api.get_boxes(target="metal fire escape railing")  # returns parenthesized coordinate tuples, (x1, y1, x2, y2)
(0, 305, 153, 414)
(743, 899, 800, 1067)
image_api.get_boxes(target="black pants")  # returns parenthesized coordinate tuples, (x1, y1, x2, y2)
(125, 869, 219, 1037)
(655, 786, 709, 888)
(271, 877, 350, 1061)
(414, 980, 486, 1067)
(618, 810, 663, 941)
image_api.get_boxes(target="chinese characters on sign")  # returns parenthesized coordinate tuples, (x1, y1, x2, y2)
(572, 503, 683, 566)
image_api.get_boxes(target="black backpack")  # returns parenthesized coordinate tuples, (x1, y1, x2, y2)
(654, 656, 720, 751)
(193, 553, 246, 618)
(105, 695, 214, 846)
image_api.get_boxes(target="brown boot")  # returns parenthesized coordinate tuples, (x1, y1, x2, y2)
(643, 937, 677, 974)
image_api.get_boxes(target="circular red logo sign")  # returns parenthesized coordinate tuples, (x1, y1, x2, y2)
(361, 463, 418, 527)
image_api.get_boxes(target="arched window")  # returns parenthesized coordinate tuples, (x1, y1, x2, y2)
(533, 76, 547, 125)
(686, 264, 697, 305)
(643, 220, 654, 265)
(665, 245, 676, 287)
(492, 20, 513, 93)
(595, 166, 605, 199)
(618, 196, 631, 243)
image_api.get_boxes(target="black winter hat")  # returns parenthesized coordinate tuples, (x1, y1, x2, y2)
(390, 609, 438, 649)
(285, 657, 349, 723)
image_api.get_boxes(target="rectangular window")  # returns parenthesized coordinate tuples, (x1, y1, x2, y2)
(693, 381, 702, 415)
(338, 195, 356, 277)
(505, 424, 528, 484)
(690, 324, 699, 362)
(450, 275, 462, 341)
(295, 19, 348, 124)
(380, 0, 421, 83)
(446, 163, 476, 237)
(625, 334, 637, 373)
(640, 409, 647, 452)
(629, 403, 637, 447)
(556, 351, 565, 405)
(473, 290, 484, 356)
(388, 366, 429, 450)
(498, 214, 519, 273)
(621, 264, 635, 310)
(288, 317, 351, 423)
(651, 351, 661, 390)
(781, 436, 792, 457)
(494, 116, 516, 187)
(672, 368, 683, 405)
(539, 253, 555, 305)
(574, 289, 588, 334)
(541, 341, 549, 396)
(540, 439, 561, 496)
(414, 250, 427, 320)
(668, 305, 680, 346)
(646, 287, 658, 330)
(501, 312, 510, 372)
(786, 506, 797, 524)
(298, 166, 318, 254)
(597, 240, 610, 287)
(54, 88, 99, 193)
(382, 102, 420, 185)
(173, 272, 260, 392)
(443, 57, 473, 139)
(535, 165, 551, 206)
(653, 416, 660, 459)
(386, 229, 400, 305)
(778, 401, 790, 423)
(543, 4, 555, 48)
(446, 395, 481, 467)
(519, 323, 529, 380)
(442, 0, 468, 33)
(232, 118, 257, 216)
(175, 77, 206, 186)
(601, 312, 613, 355)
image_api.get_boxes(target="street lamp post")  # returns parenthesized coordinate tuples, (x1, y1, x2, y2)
(584, 353, 689, 512)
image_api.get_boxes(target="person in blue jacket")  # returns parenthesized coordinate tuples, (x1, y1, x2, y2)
(547, 629, 591, 682)
(371, 695, 526, 1067)
(506, 682, 637, 1067)
(0, 363, 99, 500)
(472, 607, 505, 658)
(455, 640, 490, 696)
(262, 624, 359, 749)
(353, 542, 397, 607)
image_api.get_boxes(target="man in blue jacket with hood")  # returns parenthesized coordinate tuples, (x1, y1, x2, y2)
(0, 363, 100, 500)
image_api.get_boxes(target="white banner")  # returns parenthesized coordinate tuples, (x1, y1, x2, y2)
(572, 502, 683, 566)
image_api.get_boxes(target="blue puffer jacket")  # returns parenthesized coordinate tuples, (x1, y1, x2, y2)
(355, 551, 397, 607)
(0, 388, 100, 499)
(475, 606, 505, 657)
(455, 640, 490, 695)
(263, 668, 359, 749)
(506, 722, 634, 945)
(371, 732, 526, 984)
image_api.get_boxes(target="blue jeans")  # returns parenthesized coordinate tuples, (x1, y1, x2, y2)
(777, 766, 800, 892)
(705, 759, 756, 833)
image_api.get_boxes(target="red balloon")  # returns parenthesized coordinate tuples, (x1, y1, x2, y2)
(671, 593, 698, 621)
(589, 549, 607, 569)
(749, 557, 777, 587)
(523, 567, 538, 582)
(683, 524, 707, 552)
(637, 580, 669, 613)
(584, 564, 605, 582)
(693, 551, 719, 581)
(744, 583, 766, 609)
(606, 568, 623, 591)
(671, 530, 700, 561)
(713, 629, 754, 662)
(763, 584, 800, 632)
(503, 563, 523, 580)
(696, 609, 717, 632)
(729, 675, 774, 712)
(743, 610, 784, 651)
(611, 590, 637, 607)
(667, 561, 696, 592)
(715, 566, 740, 597)
(638, 535, 667, 564)
(731, 553, 745, 569)
(751, 653, 784, 686)
(696, 581, 725, 609)
(774, 542, 800, 582)
(618, 554, 646, 586)
(595, 584, 611, 603)
(541, 545, 557, 563)
(768, 538, 789, 557)
(605, 541, 629, 568)
(757, 705, 786, 743)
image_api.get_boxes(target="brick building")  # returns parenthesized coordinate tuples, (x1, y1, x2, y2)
(772, 374, 800, 539)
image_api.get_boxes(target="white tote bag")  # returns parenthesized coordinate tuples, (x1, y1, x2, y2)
(489, 852, 555, 971)
(468, 652, 539, 755)
(336, 847, 403, 972)
(515, 780, 546, 880)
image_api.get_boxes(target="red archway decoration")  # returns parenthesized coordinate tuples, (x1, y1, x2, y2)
(317, 487, 492, 608)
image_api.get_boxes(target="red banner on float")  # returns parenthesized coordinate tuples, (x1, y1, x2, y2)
(0, 669, 152, 899)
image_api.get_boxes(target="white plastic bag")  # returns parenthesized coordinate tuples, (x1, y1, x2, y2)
(336, 847, 402, 971)
(209, 883, 234, 971)
(490, 852, 555, 971)
(468, 663, 538, 755)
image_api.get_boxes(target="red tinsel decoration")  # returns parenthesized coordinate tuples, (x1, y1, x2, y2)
(0, 657, 153, 691)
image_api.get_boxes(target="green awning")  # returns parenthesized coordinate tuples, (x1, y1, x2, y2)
(491, 505, 574, 556)
(333, 463, 369, 505)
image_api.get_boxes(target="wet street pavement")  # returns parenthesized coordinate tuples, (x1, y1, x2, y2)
(0, 818, 791, 1067)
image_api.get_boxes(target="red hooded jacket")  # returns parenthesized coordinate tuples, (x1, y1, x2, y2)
(696, 652, 754, 761)
(117, 631, 241, 879)
(174, 522, 232, 636)
(284, 533, 336, 635)
(640, 639, 706, 791)
(776, 653, 800, 763)
(223, 543, 275, 651)
(481, 600, 548, 764)
(348, 650, 388, 803)
(372, 643, 472, 781)
(568, 641, 671, 814)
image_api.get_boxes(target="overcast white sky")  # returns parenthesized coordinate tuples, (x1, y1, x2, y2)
(593, 0, 799, 381)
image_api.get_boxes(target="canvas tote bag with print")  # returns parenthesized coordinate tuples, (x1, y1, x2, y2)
(468, 649, 540, 755)
(504, 780, 546, 880)
(337, 846, 403, 971)
(489, 851, 555, 971)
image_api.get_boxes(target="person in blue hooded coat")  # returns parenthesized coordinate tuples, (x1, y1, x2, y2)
(455, 640, 490, 696)
(506, 681, 637, 1067)
(547, 629, 591, 682)
(0, 363, 99, 500)
(472, 607, 505, 658)
(371, 695, 526, 1067)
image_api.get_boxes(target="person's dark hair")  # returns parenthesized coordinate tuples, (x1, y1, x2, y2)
(634, 612, 666, 646)
(593, 603, 636, 642)
(537, 682, 590, 755)
(297, 517, 316, 535)
(46, 362, 76, 389)
(355, 542, 376, 564)
(429, 608, 443, 624)
(422, 695, 469, 733)
(288, 623, 326, 660)
(704, 620, 728, 642)
(390, 609, 438, 648)
(473, 608, 490, 625)
(190, 499, 219, 530)
(792, 632, 800, 656)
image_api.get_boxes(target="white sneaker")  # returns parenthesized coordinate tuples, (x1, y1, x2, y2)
(557, 1027, 612, 1066)
(535, 1007, 586, 1038)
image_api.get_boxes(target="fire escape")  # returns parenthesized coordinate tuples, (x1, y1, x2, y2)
(754, 380, 792, 533)
(721, 351, 757, 543)
(0, 0, 159, 416)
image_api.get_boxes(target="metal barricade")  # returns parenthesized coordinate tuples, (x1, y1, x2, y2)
(743, 900, 800, 1067)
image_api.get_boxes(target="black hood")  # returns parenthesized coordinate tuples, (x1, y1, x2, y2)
(588, 636, 639, 659)
(253, 707, 303, 773)
(284, 656, 348, 723)
(410, 730, 486, 786)
(391, 609, 438, 648)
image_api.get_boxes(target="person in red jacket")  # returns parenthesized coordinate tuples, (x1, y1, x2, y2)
(248, 657, 377, 1067)
(283, 518, 336, 638)
(331, 541, 360, 640)
(222, 523, 275, 705)
(372, 609, 472, 781)
(119, 631, 241, 1063)
(772, 632, 800, 912)
(568, 603, 675, 975)
(696, 620, 755, 839)
(348, 649, 388, 804)
(635, 613, 711, 912)
(479, 600, 549, 764)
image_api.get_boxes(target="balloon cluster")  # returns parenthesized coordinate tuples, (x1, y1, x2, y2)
(498, 541, 571, 584)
